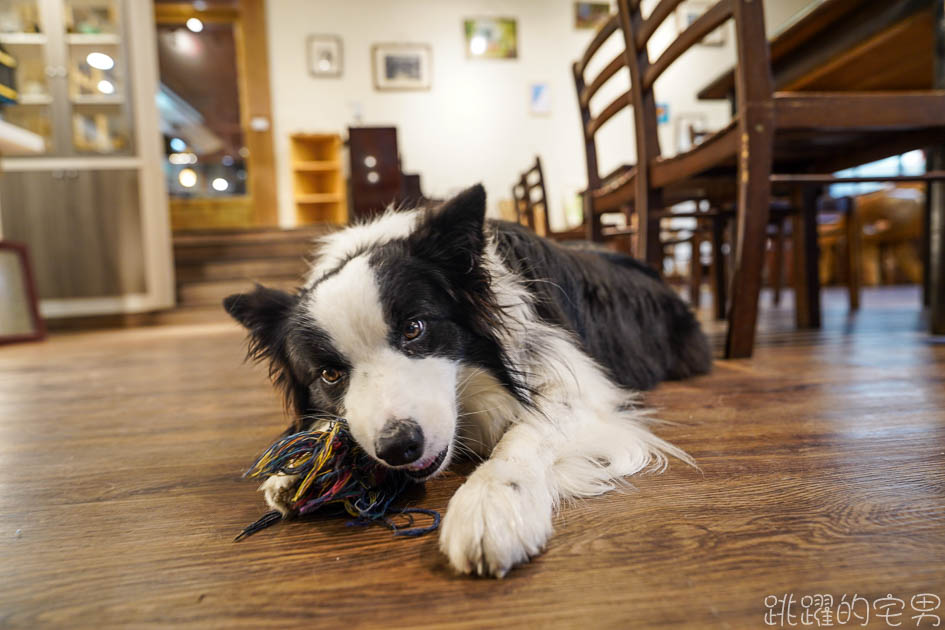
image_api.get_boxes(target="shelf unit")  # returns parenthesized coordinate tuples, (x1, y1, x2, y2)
(289, 133, 347, 225)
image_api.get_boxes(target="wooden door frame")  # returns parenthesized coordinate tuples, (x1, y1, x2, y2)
(154, 0, 278, 228)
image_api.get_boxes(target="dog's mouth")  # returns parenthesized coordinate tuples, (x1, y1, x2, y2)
(403, 446, 449, 481)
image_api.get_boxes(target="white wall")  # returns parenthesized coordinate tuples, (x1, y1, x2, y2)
(266, 0, 811, 229)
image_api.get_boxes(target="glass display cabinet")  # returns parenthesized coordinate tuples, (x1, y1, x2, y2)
(0, 0, 133, 155)
(0, 0, 173, 318)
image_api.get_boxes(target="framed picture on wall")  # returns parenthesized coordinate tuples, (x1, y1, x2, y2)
(464, 17, 518, 59)
(530, 83, 551, 115)
(0, 241, 45, 345)
(372, 43, 432, 91)
(574, 2, 611, 30)
(676, 1, 726, 46)
(307, 35, 342, 78)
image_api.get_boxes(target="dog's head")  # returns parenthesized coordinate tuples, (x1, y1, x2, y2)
(224, 185, 523, 479)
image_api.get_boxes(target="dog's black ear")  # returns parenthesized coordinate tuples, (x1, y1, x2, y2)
(410, 184, 487, 272)
(223, 284, 297, 349)
(224, 285, 309, 421)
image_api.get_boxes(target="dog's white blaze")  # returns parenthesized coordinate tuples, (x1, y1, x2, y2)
(306, 255, 387, 360)
(306, 208, 420, 286)
(304, 254, 458, 460)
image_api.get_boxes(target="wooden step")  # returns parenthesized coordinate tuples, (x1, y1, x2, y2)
(172, 224, 334, 246)
(173, 225, 335, 263)
(177, 275, 302, 308)
(175, 257, 310, 284)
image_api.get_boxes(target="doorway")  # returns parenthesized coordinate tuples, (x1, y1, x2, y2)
(153, 0, 277, 230)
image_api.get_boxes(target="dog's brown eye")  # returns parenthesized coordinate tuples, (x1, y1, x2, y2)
(403, 319, 425, 341)
(320, 367, 343, 384)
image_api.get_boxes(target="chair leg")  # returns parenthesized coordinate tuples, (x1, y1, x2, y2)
(844, 199, 861, 311)
(923, 181, 932, 307)
(689, 228, 703, 308)
(771, 218, 784, 306)
(791, 186, 822, 329)
(929, 145, 945, 335)
(583, 192, 602, 243)
(725, 112, 774, 359)
(711, 214, 727, 320)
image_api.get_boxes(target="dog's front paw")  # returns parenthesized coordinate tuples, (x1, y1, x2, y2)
(439, 461, 553, 577)
(259, 473, 299, 515)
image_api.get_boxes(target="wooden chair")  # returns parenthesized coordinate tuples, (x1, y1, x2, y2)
(617, 0, 945, 357)
(571, 11, 735, 313)
(512, 156, 585, 241)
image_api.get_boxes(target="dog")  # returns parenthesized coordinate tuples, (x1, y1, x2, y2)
(224, 184, 711, 577)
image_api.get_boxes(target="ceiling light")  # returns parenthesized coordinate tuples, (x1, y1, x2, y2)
(178, 168, 197, 188)
(211, 177, 229, 192)
(86, 52, 114, 70)
(186, 17, 203, 33)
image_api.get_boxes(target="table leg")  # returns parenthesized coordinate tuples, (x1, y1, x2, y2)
(791, 186, 822, 329)
(844, 197, 861, 311)
(771, 218, 784, 307)
(930, 147, 945, 334)
(931, 0, 945, 334)
(712, 214, 728, 320)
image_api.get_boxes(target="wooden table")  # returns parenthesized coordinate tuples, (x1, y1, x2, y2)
(697, 0, 945, 335)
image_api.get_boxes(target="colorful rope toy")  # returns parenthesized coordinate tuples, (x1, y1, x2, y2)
(235, 421, 440, 541)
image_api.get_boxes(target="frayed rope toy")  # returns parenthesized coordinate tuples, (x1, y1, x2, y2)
(235, 421, 440, 541)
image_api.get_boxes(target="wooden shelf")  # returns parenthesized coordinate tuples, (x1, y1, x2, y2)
(18, 94, 53, 105)
(71, 95, 125, 106)
(290, 133, 347, 226)
(0, 33, 47, 45)
(66, 33, 121, 45)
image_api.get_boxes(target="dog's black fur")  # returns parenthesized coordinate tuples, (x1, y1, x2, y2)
(491, 221, 712, 390)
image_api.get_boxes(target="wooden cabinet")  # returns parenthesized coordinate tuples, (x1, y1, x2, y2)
(348, 126, 403, 221)
(0, 0, 173, 318)
(0, 169, 144, 299)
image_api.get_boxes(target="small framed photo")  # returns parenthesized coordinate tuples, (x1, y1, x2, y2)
(0, 241, 45, 345)
(674, 112, 709, 152)
(676, 1, 726, 46)
(656, 102, 670, 125)
(574, 2, 611, 30)
(307, 35, 342, 78)
(371, 43, 432, 91)
(464, 17, 518, 59)
(529, 83, 551, 115)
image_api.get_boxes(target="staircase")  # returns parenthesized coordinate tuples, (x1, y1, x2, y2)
(168, 225, 334, 323)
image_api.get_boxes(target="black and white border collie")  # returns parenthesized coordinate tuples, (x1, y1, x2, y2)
(224, 184, 711, 577)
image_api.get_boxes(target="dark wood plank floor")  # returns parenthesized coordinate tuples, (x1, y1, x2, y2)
(1, 287, 943, 628)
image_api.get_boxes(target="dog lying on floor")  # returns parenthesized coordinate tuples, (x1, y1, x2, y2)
(224, 184, 711, 577)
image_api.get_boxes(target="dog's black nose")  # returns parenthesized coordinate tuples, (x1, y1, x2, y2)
(375, 419, 424, 466)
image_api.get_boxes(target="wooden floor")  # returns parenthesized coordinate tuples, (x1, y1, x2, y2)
(1, 287, 943, 628)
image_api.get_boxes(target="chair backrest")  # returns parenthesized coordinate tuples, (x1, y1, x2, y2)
(572, 12, 634, 190)
(619, 0, 773, 168)
(512, 156, 550, 236)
